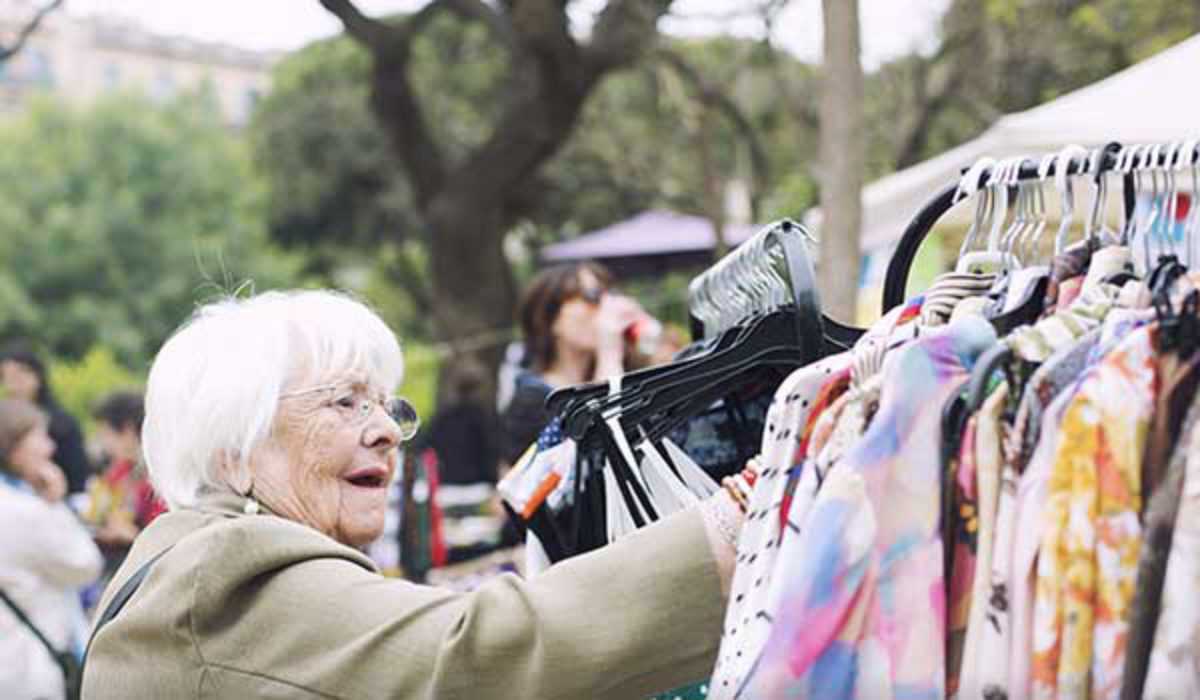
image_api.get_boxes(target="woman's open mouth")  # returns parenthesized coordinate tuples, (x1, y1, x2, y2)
(344, 467, 388, 489)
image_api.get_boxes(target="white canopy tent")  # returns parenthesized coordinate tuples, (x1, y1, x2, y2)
(815, 33, 1200, 257)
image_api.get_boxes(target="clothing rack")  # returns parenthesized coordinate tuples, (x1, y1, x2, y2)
(878, 140, 1188, 313)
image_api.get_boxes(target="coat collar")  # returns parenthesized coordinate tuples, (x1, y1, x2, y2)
(187, 486, 277, 520)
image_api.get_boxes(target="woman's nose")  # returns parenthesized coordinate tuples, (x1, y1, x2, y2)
(361, 405, 401, 450)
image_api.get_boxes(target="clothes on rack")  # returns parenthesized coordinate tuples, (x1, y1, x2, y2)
(705, 143, 1200, 700)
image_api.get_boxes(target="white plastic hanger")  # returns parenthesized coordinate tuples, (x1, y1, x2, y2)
(1053, 144, 1090, 255)
(958, 156, 1021, 274)
(955, 157, 996, 261)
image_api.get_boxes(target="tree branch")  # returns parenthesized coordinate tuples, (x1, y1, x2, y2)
(654, 47, 770, 198)
(0, 0, 64, 62)
(443, 0, 516, 47)
(318, 0, 397, 51)
(586, 0, 674, 73)
(892, 15, 983, 167)
(894, 62, 965, 168)
(510, 0, 581, 73)
(318, 0, 453, 207)
(757, 2, 818, 132)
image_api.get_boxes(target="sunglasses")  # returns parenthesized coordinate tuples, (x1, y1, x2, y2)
(572, 286, 607, 305)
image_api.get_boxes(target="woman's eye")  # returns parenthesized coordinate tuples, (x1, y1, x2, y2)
(335, 396, 358, 410)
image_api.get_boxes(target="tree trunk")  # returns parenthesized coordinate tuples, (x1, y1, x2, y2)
(817, 0, 864, 323)
(699, 106, 729, 262)
(424, 194, 518, 404)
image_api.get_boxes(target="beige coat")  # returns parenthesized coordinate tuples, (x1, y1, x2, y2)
(81, 490, 723, 699)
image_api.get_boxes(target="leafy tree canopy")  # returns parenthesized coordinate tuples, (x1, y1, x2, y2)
(0, 92, 303, 369)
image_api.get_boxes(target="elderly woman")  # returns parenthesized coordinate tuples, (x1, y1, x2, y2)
(82, 290, 745, 699)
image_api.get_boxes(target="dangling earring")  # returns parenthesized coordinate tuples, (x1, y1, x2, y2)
(241, 470, 260, 515)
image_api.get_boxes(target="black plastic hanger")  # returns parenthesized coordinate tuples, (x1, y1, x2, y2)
(987, 274, 1050, 336)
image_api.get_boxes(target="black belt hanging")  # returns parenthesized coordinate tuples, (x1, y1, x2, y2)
(0, 586, 83, 699)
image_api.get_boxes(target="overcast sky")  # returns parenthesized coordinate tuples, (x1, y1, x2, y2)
(65, 0, 948, 69)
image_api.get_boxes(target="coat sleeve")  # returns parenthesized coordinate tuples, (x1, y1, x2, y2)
(0, 495, 102, 588)
(192, 507, 725, 700)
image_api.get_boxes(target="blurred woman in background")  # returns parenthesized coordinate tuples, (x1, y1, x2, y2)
(0, 398, 102, 699)
(501, 262, 653, 465)
(1, 345, 93, 495)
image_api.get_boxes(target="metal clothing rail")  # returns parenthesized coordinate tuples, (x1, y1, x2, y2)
(878, 140, 1200, 313)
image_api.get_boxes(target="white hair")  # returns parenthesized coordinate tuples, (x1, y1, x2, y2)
(142, 289, 404, 510)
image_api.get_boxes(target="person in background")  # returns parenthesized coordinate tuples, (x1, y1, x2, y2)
(501, 262, 651, 466)
(0, 344, 93, 495)
(0, 398, 103, 699)
(423, 360, 501, 486)
(86, 391, 165, 577)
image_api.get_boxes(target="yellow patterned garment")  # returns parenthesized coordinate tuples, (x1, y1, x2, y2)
(1031, 324, 1158, 700)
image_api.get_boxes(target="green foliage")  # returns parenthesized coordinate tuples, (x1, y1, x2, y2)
(251, 38, 419, 262)
(399, 342, 441, 433)
(47, 346, 142, 436)
(0, 92, 303, 368)
(867, 0, 1200, 175)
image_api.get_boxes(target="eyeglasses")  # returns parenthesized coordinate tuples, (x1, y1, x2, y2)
(281, 384, 420, 441)
(572, 286, 606, 306)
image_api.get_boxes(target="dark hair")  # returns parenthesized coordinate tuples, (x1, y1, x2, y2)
(93, 391, 145, 434)
(0, 343, 53, 406)
(518, 262, 614, 372)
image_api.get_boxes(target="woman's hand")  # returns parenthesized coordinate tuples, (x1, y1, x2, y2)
(698, 489, 744, 598)
(592, 294, 645, 381)
(698, 459, 758, 598)
(24, 460, 67, 503)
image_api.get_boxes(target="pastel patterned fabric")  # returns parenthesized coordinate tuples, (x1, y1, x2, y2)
(1031, 324, 1158, 700)
(1043, 240, 1096, 311)
(1121, 363, 1200, 700)
(710, 300, 924, 699)
(708, 352, 852, 698)
(955, 385, 1007, 699)
(1000, 383, 1081, 699)
(988, 308, 1149, 700)
(1006, 282, 1119, 364)
(946, 415, 979, 696)
(1006, 330, 1100, 473)
(1143, 402, 1200, 700)
(740, 317, 997, 699)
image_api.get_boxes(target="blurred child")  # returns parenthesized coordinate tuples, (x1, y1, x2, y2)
(84, 391, 164, 576)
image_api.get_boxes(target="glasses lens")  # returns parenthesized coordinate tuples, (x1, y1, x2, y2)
(386, 397, 420, 440)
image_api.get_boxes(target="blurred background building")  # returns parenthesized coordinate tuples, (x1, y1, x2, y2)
(0, 0, 275, 125)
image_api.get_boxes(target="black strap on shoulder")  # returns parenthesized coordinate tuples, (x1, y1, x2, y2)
(82, 545, 174, 664)
(0, 586, 65, 662)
